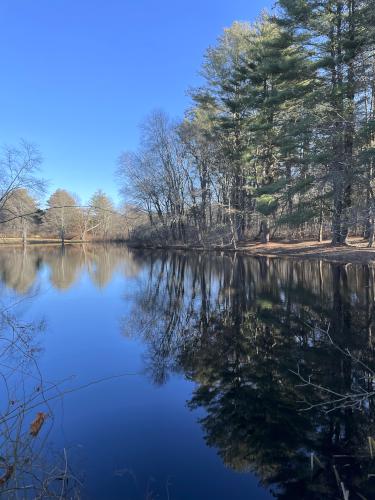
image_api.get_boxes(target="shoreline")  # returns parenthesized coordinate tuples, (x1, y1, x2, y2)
(127, 238, 375, 264)
(0, 238, 123, 246)
(1, 237, 375, 264)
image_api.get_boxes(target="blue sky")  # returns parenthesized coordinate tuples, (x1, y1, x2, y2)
(0, 0, 272, 205)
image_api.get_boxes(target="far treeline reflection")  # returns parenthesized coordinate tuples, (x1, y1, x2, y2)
(3, 244, 375, 498)
(0, 244, 141, 292)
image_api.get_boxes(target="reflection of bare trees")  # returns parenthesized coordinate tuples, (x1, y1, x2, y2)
(84, 244, 138, 287)
(0, 244, 146, 497)
(0, 247, 41, 294)
(0, 244, 141, 292)
(124, 252, 375, 499)
(46, 246, 83, 290)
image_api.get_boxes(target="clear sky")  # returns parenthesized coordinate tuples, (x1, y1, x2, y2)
(0, 0, 272, 205)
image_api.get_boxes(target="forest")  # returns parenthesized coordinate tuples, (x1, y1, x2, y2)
(118, 0, 375, 248)
(1, 0, 375, 250)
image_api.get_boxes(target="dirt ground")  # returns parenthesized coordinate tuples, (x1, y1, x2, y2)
(236, 237, 375, 264)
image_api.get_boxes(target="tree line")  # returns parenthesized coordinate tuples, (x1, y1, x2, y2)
(0, 141, 131, 243)
(118, 0, 375, 247)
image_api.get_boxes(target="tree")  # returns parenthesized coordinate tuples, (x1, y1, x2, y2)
(43, 190, 80, 243)
(179, 110, 214, 236)
(89, 190, 115, 240)
(118, 111, 189, 242)
(119, 4, 375, 247)
(0, 140, 44, 224)
(192, 22, 254, 242)
(278, 0, 375, 244)
(1, 189, 40, 243)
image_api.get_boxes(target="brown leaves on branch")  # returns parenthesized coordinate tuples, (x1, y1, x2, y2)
(30, 411, 47, 437)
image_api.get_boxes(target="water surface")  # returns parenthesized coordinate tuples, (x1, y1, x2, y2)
(1, 244, 375, 499)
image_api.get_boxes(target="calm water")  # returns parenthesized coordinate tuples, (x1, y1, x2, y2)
(1, 244, 375, 499)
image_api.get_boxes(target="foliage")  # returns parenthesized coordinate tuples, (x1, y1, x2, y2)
(118, 1, 375, 246)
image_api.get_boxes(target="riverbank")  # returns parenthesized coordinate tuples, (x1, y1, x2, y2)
(0, 237, 86, 245)
(238, 239, 375, 264)
(2, 236, 375, 264)
(128, 237, 375, 264)
(0, 237, 121, 246)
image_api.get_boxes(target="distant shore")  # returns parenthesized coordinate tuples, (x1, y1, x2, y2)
(0, 237, 87, 246)
(2, 237, 375, 264)
(0, 237, 122, 246)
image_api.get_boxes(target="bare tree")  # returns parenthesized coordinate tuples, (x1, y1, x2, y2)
(118, 111, 190, 242)
(89, 190, 116, 240)
(43, 190, 80, 243)
(0, 140, 44, 222)
(1, 189, 40, 244)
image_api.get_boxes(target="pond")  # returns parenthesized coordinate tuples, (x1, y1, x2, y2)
(0, 244, 375, 499)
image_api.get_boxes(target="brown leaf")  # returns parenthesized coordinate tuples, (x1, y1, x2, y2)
(30, 412, 47, 437)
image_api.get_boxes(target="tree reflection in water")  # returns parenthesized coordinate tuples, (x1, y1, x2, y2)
(0, 244, 141, 292)
(123, 251, 375, 499)
(2, 245, 375, 497)
(0, 244, 143, 497)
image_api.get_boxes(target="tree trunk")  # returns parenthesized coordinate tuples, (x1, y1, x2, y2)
(368, 207, 375, 248)
(260, 220, 270, 243)
(318, 202, 323, 242)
